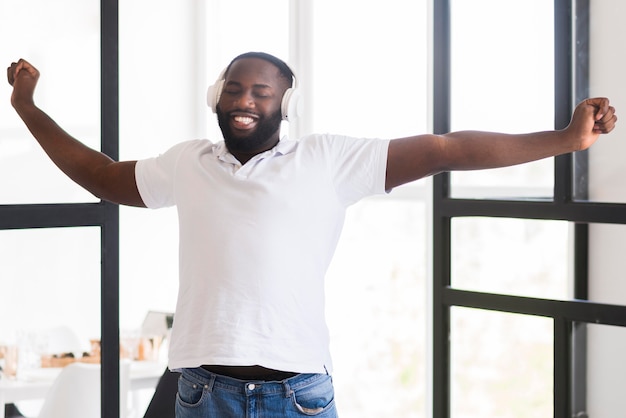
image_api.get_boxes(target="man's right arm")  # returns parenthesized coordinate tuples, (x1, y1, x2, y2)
(8, 59, 146, 207)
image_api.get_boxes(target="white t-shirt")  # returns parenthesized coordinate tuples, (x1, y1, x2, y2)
(135, 134, 390, 373)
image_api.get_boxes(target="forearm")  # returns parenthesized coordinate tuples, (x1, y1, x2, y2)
(14, 103, 144, 206)
(386, 129, 578, 190)
(439, 129, 573, 171)
(15, 103, 114, 187)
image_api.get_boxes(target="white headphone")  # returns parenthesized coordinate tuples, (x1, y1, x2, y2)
(206, 65, 301, 122)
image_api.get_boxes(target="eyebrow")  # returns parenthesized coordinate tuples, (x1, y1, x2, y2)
(225, 81, 273, 90)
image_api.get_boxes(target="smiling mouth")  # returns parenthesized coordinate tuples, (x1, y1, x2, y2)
(233, 115, 255, 125)
(230, 113, 259, 130)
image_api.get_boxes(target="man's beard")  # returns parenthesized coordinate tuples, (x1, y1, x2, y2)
(217, 107, 283, 155)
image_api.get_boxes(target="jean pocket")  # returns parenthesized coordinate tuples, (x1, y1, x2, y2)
(291, 376, 336, 416)
(177, 373, 207, 407)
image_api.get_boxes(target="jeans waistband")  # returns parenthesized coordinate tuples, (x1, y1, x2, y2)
(181, 367, 327, 396)
(200, 365, 298, 381)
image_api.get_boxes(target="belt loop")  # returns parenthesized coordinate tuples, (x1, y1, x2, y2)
(283, 381, 292, 398)
(204, 373, 216, 393)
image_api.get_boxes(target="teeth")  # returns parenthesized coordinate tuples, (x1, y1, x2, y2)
(234, 116, 254, 125)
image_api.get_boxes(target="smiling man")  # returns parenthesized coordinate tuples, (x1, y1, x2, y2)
(6, 51, 617, 418)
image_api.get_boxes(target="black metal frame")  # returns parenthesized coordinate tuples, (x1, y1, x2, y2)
(432, 0, 625, 417)
(100, 1, 121, 417)
(1, 1, 121, 417)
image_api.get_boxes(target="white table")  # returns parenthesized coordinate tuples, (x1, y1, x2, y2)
(0, 361, 165, 418)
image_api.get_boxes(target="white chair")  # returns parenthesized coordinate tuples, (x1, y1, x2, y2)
(37, 361, 130, 418)
(43, 326, 86, 356)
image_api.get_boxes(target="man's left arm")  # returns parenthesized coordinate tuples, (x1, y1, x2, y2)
(385, 97, 617, 190)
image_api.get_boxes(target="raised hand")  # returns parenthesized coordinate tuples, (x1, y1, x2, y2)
(7, 58, 40, 109)
(567, 97, 617, 151)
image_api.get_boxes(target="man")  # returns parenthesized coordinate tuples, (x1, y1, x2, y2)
(7, 52, 617, 418)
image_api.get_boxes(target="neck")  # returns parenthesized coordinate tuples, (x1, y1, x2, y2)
(229, 136, 280, 165)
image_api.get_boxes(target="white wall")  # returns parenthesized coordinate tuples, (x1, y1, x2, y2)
(587, 1, 626, 415)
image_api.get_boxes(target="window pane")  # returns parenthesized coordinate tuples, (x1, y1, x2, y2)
(0, 228, 101, 373)
(209, 0, 289, 61)
(451, 218, 570, 299)
(0, 227, 100, 416)
(449, 0, 554, 199)
(312, 3, 429, 416)
(326, 198, 427, 418)
(451, 307, 553, 417)
(0, 0, 100, 204)
(312, 0, 429, 140)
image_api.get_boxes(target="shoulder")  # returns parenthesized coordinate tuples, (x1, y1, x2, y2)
(136, 139, 218, 173)
(294, 133, 380, 150)
(297, 133, 389, 155)
(148, 139, 219, 160)
(173, 139, 217, 154)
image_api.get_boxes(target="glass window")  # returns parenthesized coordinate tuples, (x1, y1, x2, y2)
(311, 0, 429, 417)
(0, 0, 100, 204)
(0, 227, 101, 371)
(312, 0, 428, 141)
(313, 2, 429, 416)
(450, 307, 553, 417)
(451, 218, 571, 300)
(449, 0, 554, 199)
(326, 198, 427, 417)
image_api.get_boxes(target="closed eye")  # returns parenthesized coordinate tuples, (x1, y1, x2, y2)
(223, 88, 241, 95)
(252, 86, 273, 98)
(222, 82, 274, 99)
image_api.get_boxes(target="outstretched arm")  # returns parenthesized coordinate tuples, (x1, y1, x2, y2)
(385, 98, 617, 190)
(7, 59, 146, 207)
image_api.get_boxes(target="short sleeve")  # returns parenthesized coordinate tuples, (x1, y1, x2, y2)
(135, 141, 194, 208)
(317, 135, 390, 206)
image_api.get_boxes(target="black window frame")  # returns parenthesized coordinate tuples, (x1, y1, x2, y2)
(432, 0, 626, 417)
(0, 2, 121, 417)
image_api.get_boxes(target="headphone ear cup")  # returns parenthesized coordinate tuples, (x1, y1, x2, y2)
(206, 79, 224, 113)
(281, 87, 301, 121)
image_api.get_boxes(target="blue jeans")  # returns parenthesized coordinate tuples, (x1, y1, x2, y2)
(175, 367, 338, 417)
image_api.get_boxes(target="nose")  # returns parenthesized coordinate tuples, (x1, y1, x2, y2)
(234, 89, 255, 109)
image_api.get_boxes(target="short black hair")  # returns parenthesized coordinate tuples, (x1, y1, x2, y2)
(226, 51, 294, 87)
